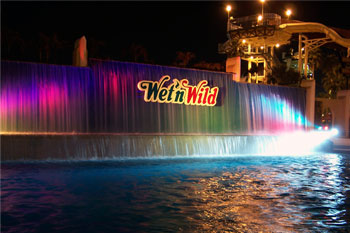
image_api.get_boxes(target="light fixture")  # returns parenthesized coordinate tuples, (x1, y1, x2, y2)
(226, 5, 232, 19)
(260, 0, 265, 17)
(285, 9, 292, 19)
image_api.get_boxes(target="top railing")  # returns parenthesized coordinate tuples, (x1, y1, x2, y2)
(228, 13, 282, 31)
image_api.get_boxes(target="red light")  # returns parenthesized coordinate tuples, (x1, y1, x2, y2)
(324, 126, 329, 130)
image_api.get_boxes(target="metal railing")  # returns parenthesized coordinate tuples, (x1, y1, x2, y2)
(228, 13, 281, 32)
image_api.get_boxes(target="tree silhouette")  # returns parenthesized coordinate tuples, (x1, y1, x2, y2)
(172, 51, 195, 68)
(308, 48, 323, 78)
(266, 62, 300, 86)
(38, 33, 52, 63)
(87, 37, 106, 59)
(51, 33, 68, 63)
(2, 28, 25, 60)
(321, 54, 346, 98)
(193, 61, 224, 71)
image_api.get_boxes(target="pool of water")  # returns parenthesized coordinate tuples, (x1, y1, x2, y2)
(2, 154, 350, 232)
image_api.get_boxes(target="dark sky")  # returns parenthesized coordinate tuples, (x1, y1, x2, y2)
(2, 1, 350, 65)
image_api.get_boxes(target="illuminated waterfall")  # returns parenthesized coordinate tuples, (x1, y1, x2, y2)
(1, 59, 306, 134)
(1, 61, 93, 133)
(1, 59, 309, 160)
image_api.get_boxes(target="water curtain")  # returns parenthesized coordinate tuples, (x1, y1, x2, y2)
(1, 59, 306, 134)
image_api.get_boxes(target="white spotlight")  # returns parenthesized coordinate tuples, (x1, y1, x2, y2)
(331, 128, 339, 136)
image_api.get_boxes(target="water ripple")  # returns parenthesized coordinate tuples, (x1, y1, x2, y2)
(2, 154, 350, 232)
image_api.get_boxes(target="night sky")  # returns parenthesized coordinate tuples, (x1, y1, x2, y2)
(2, 1, 350, 65)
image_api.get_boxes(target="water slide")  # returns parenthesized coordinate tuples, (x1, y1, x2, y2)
(279, 22, 350, 49)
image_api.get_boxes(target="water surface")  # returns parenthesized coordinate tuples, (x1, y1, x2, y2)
(2, 154, 350, 232)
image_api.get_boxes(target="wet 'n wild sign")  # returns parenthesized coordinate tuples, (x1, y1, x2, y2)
(137, 75, 219, 106)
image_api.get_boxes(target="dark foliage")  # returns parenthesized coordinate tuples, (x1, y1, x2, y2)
(267, 62, 301, 86)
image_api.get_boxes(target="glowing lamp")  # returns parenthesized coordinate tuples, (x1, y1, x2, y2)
(258, 15, 263, 21)
(260, 0, 265, 18)
(226, 5, 232, 12)
(286, 9, 292, 18)
(324, 126, 329, 130)
(276, 43, 280, 48)
(242, 39, 246, 44)
(331, 128, 339, 136)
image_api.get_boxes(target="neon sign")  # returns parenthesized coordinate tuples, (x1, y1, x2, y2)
(137, 76, 219, 106)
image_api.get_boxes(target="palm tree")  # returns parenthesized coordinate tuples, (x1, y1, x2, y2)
(39, 33, 51, 63)
(308, 48, 323, 78)
(193, 61, 224, 71)
(2, 28, 25, 60)
(173, 51, 196, 68)
(51, 33, 67, 64)
(87, 37, 106, 59)
(266, 62, 300, 86)
(322, 67, 346, 99)
(129, 43, 150, 63)
(321, 53, 346, 98)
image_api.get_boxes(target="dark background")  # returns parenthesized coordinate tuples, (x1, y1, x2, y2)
(2, 1, 350, 66)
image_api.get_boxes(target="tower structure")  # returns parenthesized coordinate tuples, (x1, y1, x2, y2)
(219, 13, 350, 84)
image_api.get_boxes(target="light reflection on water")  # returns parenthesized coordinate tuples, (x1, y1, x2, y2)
(1, 154, 350, 232)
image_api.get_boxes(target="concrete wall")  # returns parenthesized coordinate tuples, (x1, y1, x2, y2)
(226, 57, 241, 82)
(301, 79, 315, 129)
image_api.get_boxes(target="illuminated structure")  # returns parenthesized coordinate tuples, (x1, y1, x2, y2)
(1, 60, 306, 134)
(1, 59, 310, 159)
(219, 10, 350, 130)
(219, 14, 350, 83)
(3, 5, 348, 159)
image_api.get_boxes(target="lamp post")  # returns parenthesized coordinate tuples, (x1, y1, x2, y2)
(260, 0, 265, 18)
(226, 5, 232, 31)
(286, 9, 292, 20)
(257, 14, 263, 25)
(226, 5, 232, 19)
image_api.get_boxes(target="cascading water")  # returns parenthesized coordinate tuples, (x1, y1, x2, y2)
(90, 59, 306, 134)
(1, 61, 93, 133)
(1, 59, 307, 160)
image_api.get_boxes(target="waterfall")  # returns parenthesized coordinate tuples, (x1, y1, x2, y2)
(1, 59, 307, 160)
(1, 134, 286, 160)
(1, 61, 93, 133)
(1, 59, 306, 134)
